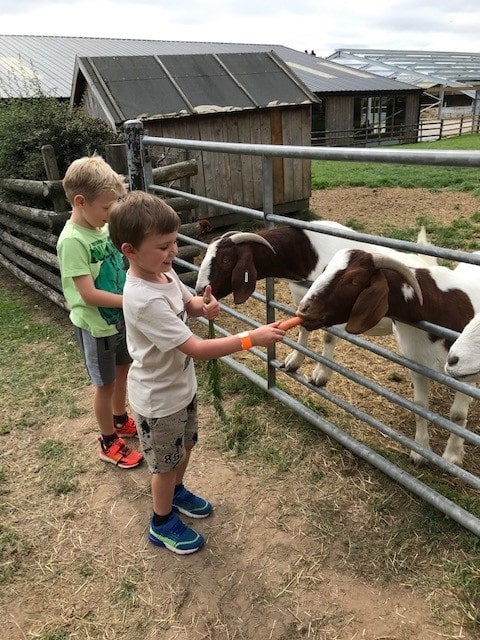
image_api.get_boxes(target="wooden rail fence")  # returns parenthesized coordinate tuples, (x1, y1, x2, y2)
(0, 144, 210, 310)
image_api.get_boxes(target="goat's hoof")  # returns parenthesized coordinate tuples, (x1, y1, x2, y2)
(283, 354, 303, 372)
(442, 452, 464, 468)
(310, 367, 332, 387)
(282, 360, 301, 373)
(282, 364, 299, 373)
(409, 450, 426, 466)
(309, 374, 330, 387)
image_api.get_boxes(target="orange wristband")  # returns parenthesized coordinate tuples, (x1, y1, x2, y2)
(238, 330, 253, 350)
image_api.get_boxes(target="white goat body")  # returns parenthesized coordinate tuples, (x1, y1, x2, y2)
(297, 248, 480, 467)
(195, 221, 436, 386)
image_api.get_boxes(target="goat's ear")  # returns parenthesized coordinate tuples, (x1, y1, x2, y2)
(346, 271, 389, 334)
(231, 251, 257, 304)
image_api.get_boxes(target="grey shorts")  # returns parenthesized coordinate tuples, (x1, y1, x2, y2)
(73, 326, 132, 387)
(133, 396, 198, 474)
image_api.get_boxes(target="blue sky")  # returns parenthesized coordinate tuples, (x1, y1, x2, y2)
(1, 0, 480, 57)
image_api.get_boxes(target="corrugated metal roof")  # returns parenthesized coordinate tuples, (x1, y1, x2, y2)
(0, 35, 421, 99)
(73, 51, 318, 124)
(328, 49, 480, 97)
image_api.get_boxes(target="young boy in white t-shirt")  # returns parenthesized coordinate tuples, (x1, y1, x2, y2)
(108, 190, 286, 554)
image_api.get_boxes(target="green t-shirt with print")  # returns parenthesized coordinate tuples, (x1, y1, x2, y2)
(56, 220, 126, 337)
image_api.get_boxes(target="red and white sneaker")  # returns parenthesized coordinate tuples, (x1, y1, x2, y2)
(99, 436, 143, 469)
(115, 415, 137, 438)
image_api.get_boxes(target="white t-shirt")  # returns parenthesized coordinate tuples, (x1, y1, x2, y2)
(123, 269, 197, 418)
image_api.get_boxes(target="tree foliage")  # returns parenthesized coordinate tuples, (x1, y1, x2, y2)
(0, 73, 120, 180)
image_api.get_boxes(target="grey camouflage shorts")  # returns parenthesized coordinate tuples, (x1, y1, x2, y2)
(132, 395, 198, 473)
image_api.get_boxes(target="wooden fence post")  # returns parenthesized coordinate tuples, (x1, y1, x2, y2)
(473, 90, 480, 134)
(41, 145, 68, 213)
(105, 143, 128, 175)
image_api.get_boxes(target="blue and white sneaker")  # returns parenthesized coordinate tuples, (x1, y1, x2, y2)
(148, 513, 204, 554)
(173, 484, 213, 519)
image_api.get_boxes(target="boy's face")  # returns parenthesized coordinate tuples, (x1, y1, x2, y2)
(72, 191, 119, 229)
(124, 231, 179, 279)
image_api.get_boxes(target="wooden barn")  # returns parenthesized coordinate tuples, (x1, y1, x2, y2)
(1, 36, 425, 151)
(70, 50, 318, 219)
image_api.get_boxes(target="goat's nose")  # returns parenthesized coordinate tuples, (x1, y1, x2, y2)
(447, 354, 459, 366)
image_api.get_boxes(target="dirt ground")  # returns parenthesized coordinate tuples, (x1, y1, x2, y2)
(3, 187, 480, 640)
(309, 185, 480, 230)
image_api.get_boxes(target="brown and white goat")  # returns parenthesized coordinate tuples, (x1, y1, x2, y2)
(297, 247, 480, 467)
(195, 221, 435, 386)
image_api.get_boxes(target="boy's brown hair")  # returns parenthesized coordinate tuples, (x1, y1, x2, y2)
(63, 155, 127, 205)
(108, 190, 181, 251)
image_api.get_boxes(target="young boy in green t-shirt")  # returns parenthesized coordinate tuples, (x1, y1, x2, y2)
(56, 156, 142, 469)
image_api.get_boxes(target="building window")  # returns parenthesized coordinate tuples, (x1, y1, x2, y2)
(353, 95, 407, 142)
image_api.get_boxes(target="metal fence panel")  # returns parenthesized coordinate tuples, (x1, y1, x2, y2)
(124, 119, 480, 536)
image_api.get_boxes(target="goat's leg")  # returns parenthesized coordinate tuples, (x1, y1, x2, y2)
(310, 331, 337, 386)
(442, 390, 473, 467)
(284, 283, 311, 374)
(283, 325, 309, 372)
(409, 372, 431, 465)
(283, 328, 337, 387)
(307, 318, 391, 387)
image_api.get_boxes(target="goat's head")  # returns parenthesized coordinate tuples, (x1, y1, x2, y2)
(195, 231, 275, 303)
(297, 248, 423, 334)
(445, 313, 480, 381)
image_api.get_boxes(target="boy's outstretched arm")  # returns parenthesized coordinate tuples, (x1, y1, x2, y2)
(178, 322, 285, 360)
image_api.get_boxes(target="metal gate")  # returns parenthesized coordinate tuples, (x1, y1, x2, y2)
(124, 119, 480, 536)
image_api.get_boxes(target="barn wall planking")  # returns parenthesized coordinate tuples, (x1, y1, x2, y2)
(325, 96, 354, 145)
(143, 108, 311, 218)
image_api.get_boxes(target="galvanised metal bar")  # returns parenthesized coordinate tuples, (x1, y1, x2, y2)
(324, 325, 480, 403)
(261, 154, 277, 389)
(142, 132, 480, 168)
(211, 349, 480, 538)
(154, 178, 480, 266)
(151, 183, 265, 222)
(277, 363, 480, 491)
(277, 328, 480, 447)
(265, 213, 480, 266)
(157, 180, 480, 266)
(192, 287, 480, 448)
(124, 119, 146, 191)
(194, 314, 480, 490)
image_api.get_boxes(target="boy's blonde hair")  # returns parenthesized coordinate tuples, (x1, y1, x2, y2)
(109, 190, 181, 251)
(62, 155, 127, 205)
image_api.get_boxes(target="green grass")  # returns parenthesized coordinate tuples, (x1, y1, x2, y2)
(0, 289, 88, 433)
(312, 133, 480, 193)
(401, 134, 480, 151)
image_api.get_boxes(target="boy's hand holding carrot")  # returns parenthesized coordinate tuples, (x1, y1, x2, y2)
(247, 316, 303, 348)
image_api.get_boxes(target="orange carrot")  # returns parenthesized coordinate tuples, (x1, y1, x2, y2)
(278, 316, 303, 331)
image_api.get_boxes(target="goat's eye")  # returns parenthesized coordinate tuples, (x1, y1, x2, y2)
(350, 278, 359, 286)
